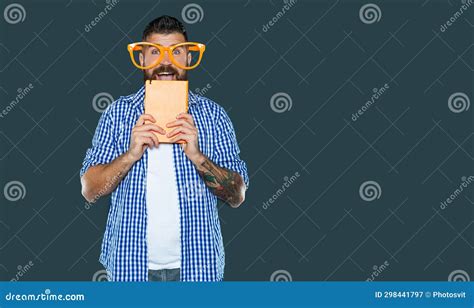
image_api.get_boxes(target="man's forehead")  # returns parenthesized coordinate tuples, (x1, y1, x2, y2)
(145, 32, 186, 46)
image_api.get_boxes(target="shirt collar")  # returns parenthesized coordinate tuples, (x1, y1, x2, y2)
(132, 84, 198, 111)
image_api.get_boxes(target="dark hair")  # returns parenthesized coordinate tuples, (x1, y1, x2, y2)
(142, 15, 188, 41)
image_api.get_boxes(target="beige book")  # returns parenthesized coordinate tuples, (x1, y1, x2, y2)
(144, 80, 189, 144)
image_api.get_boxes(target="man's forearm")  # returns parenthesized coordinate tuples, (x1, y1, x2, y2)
(192, 154, 246, 208)
(81, 152, 135, 203)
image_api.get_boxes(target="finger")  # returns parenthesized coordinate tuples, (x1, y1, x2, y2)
(137, 136, 155, 149)
(135, 132, 160, 147)
(166, 127, 196, 138)
(176, 113, 195, 125)
(135, 136, 157, 149)
(133, 124, 166, 135)
(169, 134, 192, 144)
(166, 119, 194, 129)
(135, 114, 156, 126)
(169, 134, 193, 144)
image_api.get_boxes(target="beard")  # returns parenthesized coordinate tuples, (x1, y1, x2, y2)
(143, 64, 188, 82)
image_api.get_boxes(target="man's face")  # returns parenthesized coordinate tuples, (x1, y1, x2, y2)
(140, 32, 189, 81)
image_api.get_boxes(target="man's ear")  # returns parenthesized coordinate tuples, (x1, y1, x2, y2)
(187, 52, 191, 67)
(139, 53, 144, 66)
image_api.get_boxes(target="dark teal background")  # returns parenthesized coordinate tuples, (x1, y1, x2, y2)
(0, 0, 472, 281)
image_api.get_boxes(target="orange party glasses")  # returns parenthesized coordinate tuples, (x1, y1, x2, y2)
(127, 42, 206, 70)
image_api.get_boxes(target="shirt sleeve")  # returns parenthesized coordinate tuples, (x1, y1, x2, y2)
(80, 107, 118, 178)
(213, 106, 249, 189)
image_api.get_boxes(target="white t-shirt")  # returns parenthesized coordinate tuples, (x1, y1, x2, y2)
(146, 144, 181, 270)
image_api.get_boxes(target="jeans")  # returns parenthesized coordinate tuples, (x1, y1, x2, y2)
(148, 268, 180, 281)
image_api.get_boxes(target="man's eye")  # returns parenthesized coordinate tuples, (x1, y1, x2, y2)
(151, 49, 160, 55)
(173, 49, 181, 55)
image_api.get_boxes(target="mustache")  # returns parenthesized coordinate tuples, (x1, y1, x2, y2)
(151, 65, 179, 76)
(143, 64, 188, 81)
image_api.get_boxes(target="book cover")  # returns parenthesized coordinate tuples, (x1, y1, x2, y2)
(144, 80, 189, 144)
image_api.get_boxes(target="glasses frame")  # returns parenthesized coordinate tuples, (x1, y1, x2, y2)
(127, 42, 206, 70)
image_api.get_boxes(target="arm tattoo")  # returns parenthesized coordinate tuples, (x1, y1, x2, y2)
(195, 156, 245, 207)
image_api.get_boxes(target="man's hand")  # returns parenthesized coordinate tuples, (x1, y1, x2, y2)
(127, 114, 166, 162)
(81, 113, 166, 203)
(166, 113, 246, 208)
(166, 113, 204, 164)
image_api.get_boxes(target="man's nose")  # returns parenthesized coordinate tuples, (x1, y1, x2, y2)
(161, 51, 172, 65)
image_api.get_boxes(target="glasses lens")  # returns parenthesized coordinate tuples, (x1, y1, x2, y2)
(131, 43, 161, 68)
(171, 43, 202, 69)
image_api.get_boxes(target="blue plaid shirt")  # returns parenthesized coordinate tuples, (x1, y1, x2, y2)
(80, 86, 249, 281)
